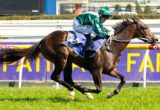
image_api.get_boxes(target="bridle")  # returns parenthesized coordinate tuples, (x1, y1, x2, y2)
(105, 18, 157, 56)
(133, 19, 153, 44)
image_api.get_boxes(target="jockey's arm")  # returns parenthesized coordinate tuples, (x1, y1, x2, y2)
(91, 18, 108, 37)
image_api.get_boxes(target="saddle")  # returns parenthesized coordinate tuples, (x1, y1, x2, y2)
(63, 31, 105, 58)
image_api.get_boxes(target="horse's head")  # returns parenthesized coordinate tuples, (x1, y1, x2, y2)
(132, 18, 158, 45)
(112, 18, 158, 45)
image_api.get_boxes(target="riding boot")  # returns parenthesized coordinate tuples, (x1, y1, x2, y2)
(84, 35, 94, 58)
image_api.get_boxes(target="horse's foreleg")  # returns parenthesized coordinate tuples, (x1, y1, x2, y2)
(89, 69, 102, 93)
(82, 69, 103, 99)
(104, 68, 126, 98)
(65, 68, 102, 99)
(73, 68, 102, 93)
(85, 69, 103, 99)
(63, 62, 92, 97)
(81, 69, 103, 99)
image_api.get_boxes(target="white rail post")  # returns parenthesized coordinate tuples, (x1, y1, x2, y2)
(18, 57, 25, 88)
(143, 49, 149, 88)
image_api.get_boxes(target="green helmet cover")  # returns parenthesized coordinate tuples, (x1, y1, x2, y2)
(98, 7, 112, 16)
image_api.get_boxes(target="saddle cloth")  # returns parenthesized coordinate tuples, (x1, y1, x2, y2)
(63, 31, 105, 58)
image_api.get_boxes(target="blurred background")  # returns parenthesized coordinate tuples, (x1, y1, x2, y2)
(0, 0, 160, 15)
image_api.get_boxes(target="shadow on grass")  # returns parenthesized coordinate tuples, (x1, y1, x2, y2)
(0, 97, 38, 102)
(0, 97, 85, 103)
(49, 97, 84, 103)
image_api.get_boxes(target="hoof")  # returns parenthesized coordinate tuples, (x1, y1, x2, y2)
(69, 91, 75, 100)
(107, 89, 119, 99)
(68, 95, 75, 100)
(85, 92, 94, 100)
(107, 92, 114, 99)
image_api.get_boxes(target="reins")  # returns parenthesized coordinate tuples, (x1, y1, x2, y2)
(111, 36, 130, 44)
(110, 21, 136, 44)
(104, 20, 136, 55)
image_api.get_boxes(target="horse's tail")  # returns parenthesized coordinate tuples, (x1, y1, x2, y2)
(0, 41, 41, 64)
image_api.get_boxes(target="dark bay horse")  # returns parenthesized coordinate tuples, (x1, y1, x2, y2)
(0, 18, 158, 99)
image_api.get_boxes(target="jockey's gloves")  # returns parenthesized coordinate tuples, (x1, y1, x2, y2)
(90, 32, 97, 39)
(108, 31, 114, 36)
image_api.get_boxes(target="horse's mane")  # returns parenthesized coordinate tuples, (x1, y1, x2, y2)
(112, 17, 139, 35)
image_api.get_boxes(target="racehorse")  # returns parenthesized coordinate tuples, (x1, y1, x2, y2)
(0, 18, 158, 99)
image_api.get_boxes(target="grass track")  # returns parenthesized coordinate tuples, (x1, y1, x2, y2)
(0, 87, 160, 110)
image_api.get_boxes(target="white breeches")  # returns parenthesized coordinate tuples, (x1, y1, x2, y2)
(73, 19, 114, 37)
(73, 19, 97, 37)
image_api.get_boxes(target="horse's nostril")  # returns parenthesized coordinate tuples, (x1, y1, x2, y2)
(151, 38, 159, 45)
(153, 38, 158, 42)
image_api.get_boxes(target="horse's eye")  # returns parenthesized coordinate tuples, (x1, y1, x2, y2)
(144, 26, 148, 29)
(141, 25, 148, 29)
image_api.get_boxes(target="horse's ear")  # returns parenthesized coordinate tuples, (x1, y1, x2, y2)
(126, 19, 130, 22)
(132, 16, 139, 21)
(132, 17, 137, 24)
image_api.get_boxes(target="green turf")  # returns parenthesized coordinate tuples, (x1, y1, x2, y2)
(0, 87, 159, 110)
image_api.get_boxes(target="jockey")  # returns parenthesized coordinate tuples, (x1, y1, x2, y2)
(73, 7, 112, 57)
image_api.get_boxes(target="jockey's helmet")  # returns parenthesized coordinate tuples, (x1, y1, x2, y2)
(98, 7, 112, 16)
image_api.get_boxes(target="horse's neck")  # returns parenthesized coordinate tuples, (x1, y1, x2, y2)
(108, 25, 135, 55)
(107, 20, 137, 56)
(107, 39, 130, 56)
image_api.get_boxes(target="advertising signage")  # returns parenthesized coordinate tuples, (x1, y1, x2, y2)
(0, 43, 160, 81)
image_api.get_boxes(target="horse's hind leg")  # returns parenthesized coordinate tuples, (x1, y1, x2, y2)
(51, 63, 74, 92)
(63, 61, 75, 99)
(50, 53, 73, 92)
(104, 68, 126, 98)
